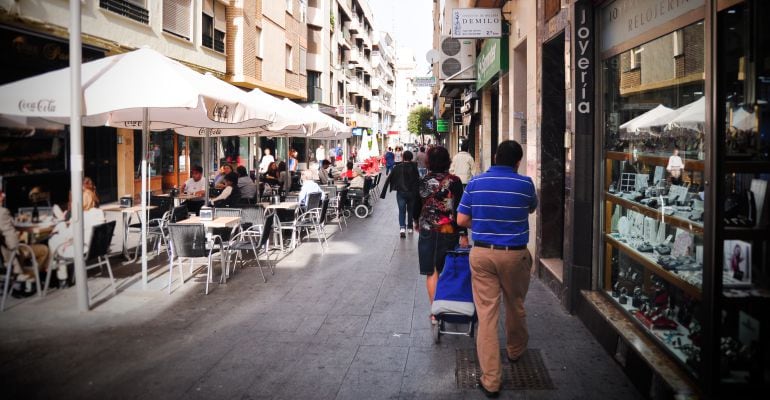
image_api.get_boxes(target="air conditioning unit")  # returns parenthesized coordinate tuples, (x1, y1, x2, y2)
(439, 36, 476, 80)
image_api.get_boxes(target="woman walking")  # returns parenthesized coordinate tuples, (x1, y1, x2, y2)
(413, 146, 467, 325)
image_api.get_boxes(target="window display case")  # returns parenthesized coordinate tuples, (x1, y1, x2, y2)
(713, 1, 769, 393)
(601, 22, 708, 379)
(599, 1, 769, 394)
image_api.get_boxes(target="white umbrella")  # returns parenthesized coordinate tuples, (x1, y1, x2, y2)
(619, 105, 674, 134)
(0, 47, 271, 295)
(731, 107, 756, 131)
(666, 96, 706, 132)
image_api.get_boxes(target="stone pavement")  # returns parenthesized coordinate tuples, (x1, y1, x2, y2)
(0, 190, 643, 399)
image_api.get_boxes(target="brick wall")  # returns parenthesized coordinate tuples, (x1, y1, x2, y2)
(683, 24, 704, 77)
(619, 52, 641, 90)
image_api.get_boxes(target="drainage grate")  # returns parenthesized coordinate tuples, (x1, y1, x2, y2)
(455, 348, 555, 390)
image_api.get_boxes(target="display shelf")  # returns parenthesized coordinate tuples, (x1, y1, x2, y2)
(606, 151, 705, 171)
(724, 160, 770, 173)
(605, 192, 704, 235)
(605, 234, 702, 300)
(722, 226, 770, 240)
(604, 290, 698, 377)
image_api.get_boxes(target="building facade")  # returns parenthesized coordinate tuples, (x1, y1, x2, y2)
(0, 0, 308, 207)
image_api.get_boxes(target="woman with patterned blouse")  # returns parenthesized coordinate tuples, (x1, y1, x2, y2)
(413, 146, 468, 325)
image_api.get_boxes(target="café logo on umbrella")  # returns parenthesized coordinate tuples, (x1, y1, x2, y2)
(197, 127, 223, 136)
(18, 99, 56, 113)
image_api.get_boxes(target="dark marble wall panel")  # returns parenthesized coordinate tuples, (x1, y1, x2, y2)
(539, 32, 567, 259)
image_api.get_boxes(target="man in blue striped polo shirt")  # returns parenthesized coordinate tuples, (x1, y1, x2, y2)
(457, 140, 537, 398)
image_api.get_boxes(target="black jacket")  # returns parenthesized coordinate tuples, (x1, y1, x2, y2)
(380, 161, 419, 198)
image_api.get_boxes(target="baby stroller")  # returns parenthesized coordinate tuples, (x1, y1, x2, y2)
(345, 177, 374, 219)
(431, 247, 477, 344)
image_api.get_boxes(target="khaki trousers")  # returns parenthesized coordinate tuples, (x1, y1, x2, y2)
(470, 246, 532, 391)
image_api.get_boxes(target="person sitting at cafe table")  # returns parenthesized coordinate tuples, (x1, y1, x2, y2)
(0, 190, 50, 293)
(236, 165, 257, 201)
(349, 167, 365, 189)
(47, 189, 105, 288)
(181, 165, 206, 215)
(277, 161, 292, 193)
(298, 170, 323, 208)
(211, 172, 241, 208)
(83, 176, 100, 206)
(342, 161, 355, 180)
(318, 160, 332, 185)
(214, 164, 233, 189)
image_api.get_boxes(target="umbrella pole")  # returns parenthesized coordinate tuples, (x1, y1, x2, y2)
(141, 107, 149, 289)
(69, 0, 88, 311)
(204, 133, 210, 204)
(255, 132, 260, 202)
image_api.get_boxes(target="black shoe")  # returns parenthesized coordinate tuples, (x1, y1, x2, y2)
(399, 228, 406, 238)
(507, 354, 521, 363)
(478, 381, 500, 398)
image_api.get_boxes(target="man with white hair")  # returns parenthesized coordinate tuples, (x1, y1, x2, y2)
(298, 169, 322, 207)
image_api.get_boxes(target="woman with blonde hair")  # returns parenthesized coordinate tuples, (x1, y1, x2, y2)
(47, 189, 106, 288)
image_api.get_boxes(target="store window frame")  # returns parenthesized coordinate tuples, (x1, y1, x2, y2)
(595, 3, 710, 386)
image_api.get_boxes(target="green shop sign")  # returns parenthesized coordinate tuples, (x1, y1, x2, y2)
(475, 37, 508, 90)
(436, 119, 450, 133)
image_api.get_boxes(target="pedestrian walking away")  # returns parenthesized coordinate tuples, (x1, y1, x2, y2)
(384, 147, 395, 175)
(450, 140, 478, 188)
(380, 150, 419, 238)
(415, 146, 428, 177)
(456, 140, 537, 398)
(413, 146, 467, 326)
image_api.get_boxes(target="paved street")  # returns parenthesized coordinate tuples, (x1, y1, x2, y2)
(1, 193, 642, 399)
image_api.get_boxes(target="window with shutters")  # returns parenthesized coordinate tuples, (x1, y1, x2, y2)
(100, 0, 149, 24)
(163, 0, 192, 40)
(202, 0, 226, 53)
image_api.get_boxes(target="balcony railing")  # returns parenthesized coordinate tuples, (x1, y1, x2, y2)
(100, 0, 149, 24)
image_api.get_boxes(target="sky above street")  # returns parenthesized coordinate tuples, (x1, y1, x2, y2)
(370, 0, 433, 72)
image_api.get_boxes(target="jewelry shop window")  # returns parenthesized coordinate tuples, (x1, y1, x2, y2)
(601, 22, 705, 377)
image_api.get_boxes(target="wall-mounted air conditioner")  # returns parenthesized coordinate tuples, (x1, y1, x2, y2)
(439, 36, 476, 80)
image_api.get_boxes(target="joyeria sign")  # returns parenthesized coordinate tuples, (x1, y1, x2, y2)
(18, 99, 56, 113)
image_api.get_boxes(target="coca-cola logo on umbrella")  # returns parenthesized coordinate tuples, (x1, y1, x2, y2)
(18, 99, 56, 113)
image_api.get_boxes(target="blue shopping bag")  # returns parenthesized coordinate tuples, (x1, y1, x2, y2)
(431, 248, 475, 317)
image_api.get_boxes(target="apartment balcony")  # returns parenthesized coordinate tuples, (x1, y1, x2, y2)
(346, 79, 360, 95)
(338, 30, 352, 49)
(345, 48, 360, 64)
(307, 52, 324, 72)
(306, 3, 324, 28)
(344, 18, 360, 34)
(371, 96, 381, 113)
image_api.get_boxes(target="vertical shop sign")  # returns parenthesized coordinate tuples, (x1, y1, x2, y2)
(575, 0, 593, 129)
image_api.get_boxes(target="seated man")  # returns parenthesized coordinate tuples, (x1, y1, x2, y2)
(181, 165, 206, 214)
(0, 190, 49, 293)
(318, 160, 332, 185)
(298, 170, 323, 208)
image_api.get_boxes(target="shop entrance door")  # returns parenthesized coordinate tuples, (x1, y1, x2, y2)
(540, 32, 566, 263)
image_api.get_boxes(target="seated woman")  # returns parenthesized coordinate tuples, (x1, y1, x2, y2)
(47, 189, 105, 288)
(277, 161, 292, 194)
(211, 172, 241, 208)
(263, 162, 280, 186)
(214, 164, 233, 189)
(342, 161, 355, 180)
(298, 169, 322, 208)
(236, 166, 257, 202)
(349, 167, 365, 189)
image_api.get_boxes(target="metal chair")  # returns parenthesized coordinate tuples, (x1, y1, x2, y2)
(295, 193, 327, 252)
(127, 195, 173, 260)
(1, 243, 42, 311)
(274, 207, 300, 251)
(226, 210, 277, 282)
(166, 223, 225, 295)
(43, 221, 118, 300)
(240, 206, 266, 232)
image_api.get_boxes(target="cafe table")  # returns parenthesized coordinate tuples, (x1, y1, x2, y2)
(177, 215, 241, 283)
(13, 219, 57, 244)
(102, 204, 157, 262)
(156, 193, 203, 207)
